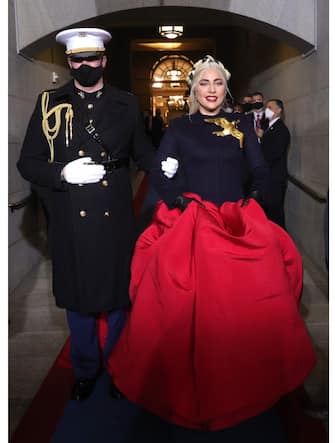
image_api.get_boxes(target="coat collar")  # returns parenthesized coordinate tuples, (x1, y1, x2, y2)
(49, 80, 105, 102)
(48, 81, 130, 107)
(268, 117, 281, 129)
(264, 118, 282, 134)
(47, 80, 74, 102)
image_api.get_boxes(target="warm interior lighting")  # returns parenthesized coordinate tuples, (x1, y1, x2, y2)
(159, 25, 183, 39)
(137, 42, 183, 50)
(167, 94, 186, 110)
(167, 69, 182, 79)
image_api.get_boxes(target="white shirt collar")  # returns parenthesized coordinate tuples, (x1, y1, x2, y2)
(253, 111, 264, 118)
(268, 117, 280, 128)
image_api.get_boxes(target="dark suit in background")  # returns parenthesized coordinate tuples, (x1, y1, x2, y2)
(252, 111, 268, 132)
(261, 118, 290, 228)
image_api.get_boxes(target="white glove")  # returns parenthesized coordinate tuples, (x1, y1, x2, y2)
(62, 157, 106, 184)
(161, 156, 179, 179)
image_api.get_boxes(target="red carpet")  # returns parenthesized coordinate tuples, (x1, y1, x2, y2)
(10, 174, 149, 443)
(10, 174, 327, 442)
(10, 346, 74, 443)
(11, 341, 328, 443)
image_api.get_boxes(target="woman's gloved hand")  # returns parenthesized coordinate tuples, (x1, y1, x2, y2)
(161, 156, 179, 179)
(241, 189, 263, 207)
(174, 195, 204, 212)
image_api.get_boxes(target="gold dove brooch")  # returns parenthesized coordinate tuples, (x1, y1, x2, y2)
(204, 117, 244, 148)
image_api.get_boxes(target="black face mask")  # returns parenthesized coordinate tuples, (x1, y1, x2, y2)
(71, 64, 104, 87)
(241, 102, 252, 113)
(251, 101, 264, 110)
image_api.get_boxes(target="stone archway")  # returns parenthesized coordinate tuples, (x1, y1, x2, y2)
(10, 0, 328, 290)
(14, 0, 316, 56)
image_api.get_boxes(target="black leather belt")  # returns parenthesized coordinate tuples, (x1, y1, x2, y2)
(102, 158, 129, 171)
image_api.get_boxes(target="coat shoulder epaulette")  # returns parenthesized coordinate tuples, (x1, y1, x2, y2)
(44, 88, 57, 94)
(105, 84, 135, 105)
(41, 81, 73, 103)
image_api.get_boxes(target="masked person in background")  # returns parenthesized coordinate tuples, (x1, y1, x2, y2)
(250, 91, 268, 137)
(259, 99, 290, 228)
(236, 94, 252, 113)
(17, 27, 154, 401)
(107, 55, 315, 432)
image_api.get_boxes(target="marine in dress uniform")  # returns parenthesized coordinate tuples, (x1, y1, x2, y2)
(17, 28, 154, 400)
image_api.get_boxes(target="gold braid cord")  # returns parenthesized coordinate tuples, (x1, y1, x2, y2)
(41, 91, 74, 162)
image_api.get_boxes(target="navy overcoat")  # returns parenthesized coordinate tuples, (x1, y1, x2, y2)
(17, 80, 154, 313)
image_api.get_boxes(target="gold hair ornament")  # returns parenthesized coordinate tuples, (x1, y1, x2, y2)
(41, 91, 74, 162)
(204, 117, 244, 148)
(187, 55, 231, 88)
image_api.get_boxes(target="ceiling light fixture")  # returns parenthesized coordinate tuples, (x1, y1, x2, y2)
(159, 25, 183, 39)
(167, 69, 182, 79)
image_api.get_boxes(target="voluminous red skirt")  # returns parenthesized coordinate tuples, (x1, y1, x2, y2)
(107, 195, 316, 431)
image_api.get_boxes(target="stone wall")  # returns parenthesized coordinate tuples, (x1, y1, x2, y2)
(247, 0, 328, 275)
(8, 0, 70, 293)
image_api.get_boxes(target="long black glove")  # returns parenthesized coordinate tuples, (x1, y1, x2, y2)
(174, 195, 204, 212)
(241, 189, 263, 207)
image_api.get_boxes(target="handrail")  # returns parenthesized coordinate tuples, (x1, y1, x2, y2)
(8, 177, 327, 209)
(288, 174, 327, 203)
(8, 194, 33, 212)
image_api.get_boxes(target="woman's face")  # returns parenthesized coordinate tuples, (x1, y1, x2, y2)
(194, 67, 226, 115)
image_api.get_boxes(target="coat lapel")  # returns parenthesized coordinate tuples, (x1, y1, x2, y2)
(95, 84, 130, 134)
(264, 118, 281, 137)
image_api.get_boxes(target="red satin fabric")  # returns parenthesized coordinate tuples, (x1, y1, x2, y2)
(107, 195, 316, 431)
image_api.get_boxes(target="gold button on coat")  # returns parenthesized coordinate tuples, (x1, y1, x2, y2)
(104, 211, 110, 217)
(78, 149, 85, 156)
(102, 180, 108, 187)
(100, 151, 106, 157)
(88, 103, 94, 110)
(80, 210, 87, 217)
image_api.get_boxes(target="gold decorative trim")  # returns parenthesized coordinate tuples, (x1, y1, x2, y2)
(41, 92, 74, 163)
(66, 47, 105, 55)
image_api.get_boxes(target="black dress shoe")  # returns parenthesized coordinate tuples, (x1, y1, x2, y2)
(71, 378, 97, 401)
(109, 380, 124, 399)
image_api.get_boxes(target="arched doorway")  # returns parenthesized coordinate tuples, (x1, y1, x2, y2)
(150, 55, 193, 124)
(10, 0, 328, 283)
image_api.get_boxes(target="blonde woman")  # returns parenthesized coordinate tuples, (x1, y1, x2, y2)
(107, 55, 316, 433)
(150, 54, 268, 210)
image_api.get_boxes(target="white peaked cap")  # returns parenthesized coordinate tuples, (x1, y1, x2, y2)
(56, 28, 112, 55)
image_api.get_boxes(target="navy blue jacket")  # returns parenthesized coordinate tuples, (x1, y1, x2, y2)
(150, 110, 269, 207)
